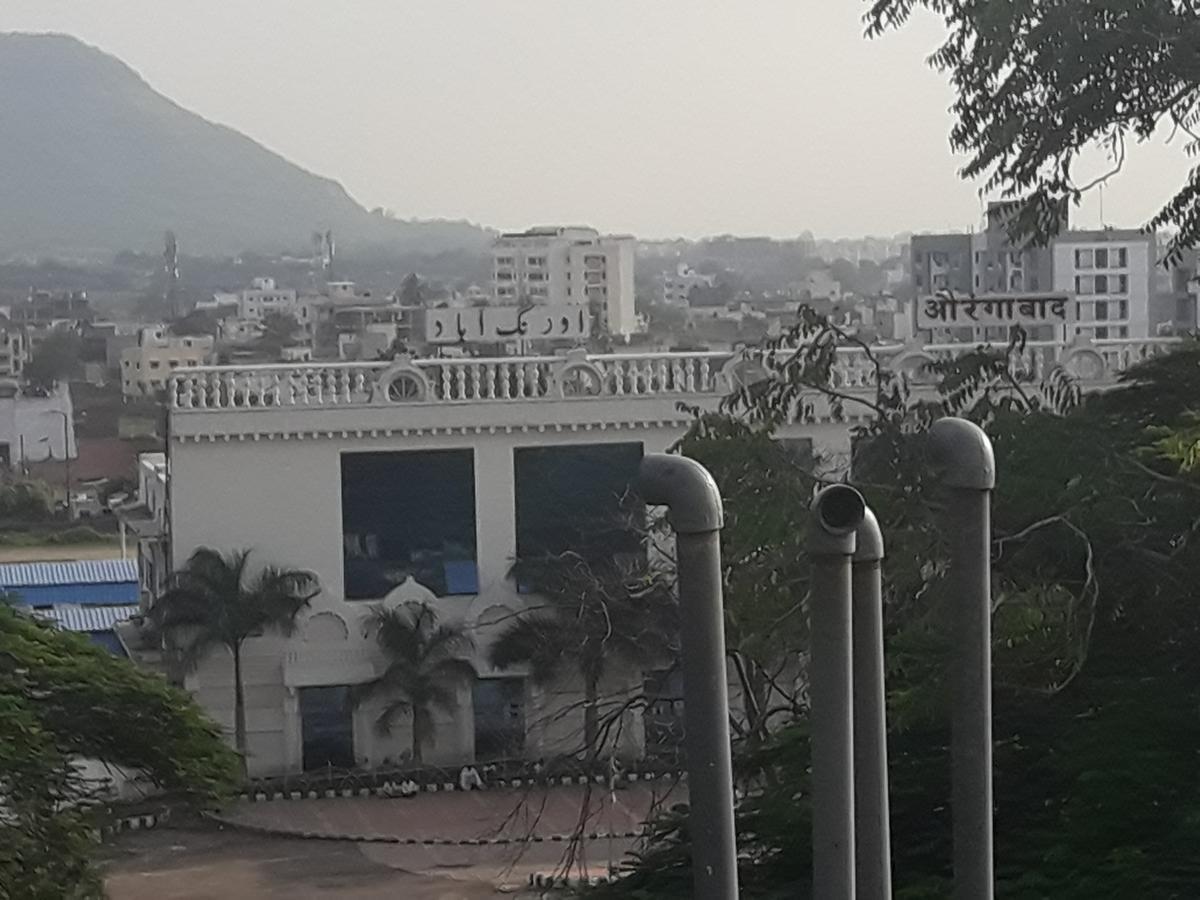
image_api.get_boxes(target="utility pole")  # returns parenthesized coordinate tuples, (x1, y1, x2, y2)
(43, 409, 71, 518)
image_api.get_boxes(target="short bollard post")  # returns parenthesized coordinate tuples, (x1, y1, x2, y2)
(852, 507, 892, 900)
(929, 417, 996, 900)
(638, 453, 739, 900)
(808, 484, 866, 900)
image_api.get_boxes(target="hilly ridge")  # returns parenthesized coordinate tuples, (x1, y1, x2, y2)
(0, 33, 491, 260)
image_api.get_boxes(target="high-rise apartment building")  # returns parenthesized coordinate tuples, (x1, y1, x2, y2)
(1051, 230, 1155, 340)
(492, 226, 637, 338)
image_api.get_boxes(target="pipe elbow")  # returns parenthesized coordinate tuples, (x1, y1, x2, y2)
(638, 453, 724, 534)
(808, 484, 865, 556)
(929, 417, 995, 490)
(853, 506, 884, 563)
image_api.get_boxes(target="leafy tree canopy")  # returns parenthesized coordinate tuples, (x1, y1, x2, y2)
(24, 327, 81, 392)
(0, 605, 238, 899)
(595, 318, 1200, 897)
(866, 0, 1200, 261)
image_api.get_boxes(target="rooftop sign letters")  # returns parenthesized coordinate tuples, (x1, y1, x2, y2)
(917, 292, 1076, 329)
(425, 305, 591, 344)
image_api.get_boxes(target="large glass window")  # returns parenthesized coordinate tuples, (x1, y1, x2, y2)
(514, 442, 644, 562)
(341, 450, 477, 599)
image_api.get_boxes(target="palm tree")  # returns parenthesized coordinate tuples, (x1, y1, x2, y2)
(355, 601, 476, 766)
(489, 550, 676, 761)
(150, 548, 318, 772)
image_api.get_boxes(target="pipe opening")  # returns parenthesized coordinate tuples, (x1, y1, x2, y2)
(814, 484, 866, 535)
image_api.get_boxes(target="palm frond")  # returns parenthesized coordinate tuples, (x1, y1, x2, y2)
(488, 614, 572, 684)
(374, 697, 412, 735)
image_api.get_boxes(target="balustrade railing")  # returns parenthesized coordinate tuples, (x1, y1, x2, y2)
(170, 339, 1184, 411)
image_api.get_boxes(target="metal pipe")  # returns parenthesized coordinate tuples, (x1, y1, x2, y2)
(808, 484, 865, 900)
(852, 507, 892, 900)
(638, 453, 738, 900)
(929, 418, 996, 900)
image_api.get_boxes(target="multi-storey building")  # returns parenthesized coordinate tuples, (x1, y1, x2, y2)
(11, 289, 93, 329)
(238, 277, 299, 322)
(492, 226, 637, 338)
(1051, 230, 1156, 340)
(117, 452, 169, 607)
(910, 234, 974, 296)
(661, 263, 716, 307)
(119, 327, 215, 398)
(142, 338, 1174, 777)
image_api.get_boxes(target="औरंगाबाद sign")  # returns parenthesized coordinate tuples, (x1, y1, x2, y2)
(424, 305, 592, 344)
(916, 292, 1077, 329)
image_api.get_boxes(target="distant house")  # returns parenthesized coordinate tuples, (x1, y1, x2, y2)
(0, 558, 139, 654)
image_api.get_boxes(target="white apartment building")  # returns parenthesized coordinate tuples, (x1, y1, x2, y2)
(117, 452, 168, 605)
(120, 327, 215, 398)
(1052, 230, 1155, 340)
(662, 263, 716, 307)
(238, 277, 299, 322)
(492, 226, 638, 338)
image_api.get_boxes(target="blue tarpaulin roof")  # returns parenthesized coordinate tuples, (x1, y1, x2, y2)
(0, 558, 137, 588)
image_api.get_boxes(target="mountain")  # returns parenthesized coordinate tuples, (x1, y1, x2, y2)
(0, 33, 492, 260)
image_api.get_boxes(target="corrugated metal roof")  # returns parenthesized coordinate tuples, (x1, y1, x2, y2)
(0, 558, 137, 589)
(34, 604, 139, 633)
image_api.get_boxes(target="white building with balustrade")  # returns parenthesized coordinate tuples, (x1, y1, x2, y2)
(156, 338, 1176, 776)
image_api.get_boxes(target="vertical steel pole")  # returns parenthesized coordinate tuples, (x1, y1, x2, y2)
(852, 508, 892, 900)
(929, 418, 996, 900)
(638, 453, 738, 900)
(809, 484, 865, 900)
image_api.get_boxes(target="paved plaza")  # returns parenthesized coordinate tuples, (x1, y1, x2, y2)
(104, 781, 685, 899)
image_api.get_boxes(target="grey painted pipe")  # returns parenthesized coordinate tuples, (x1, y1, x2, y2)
(929, 418, 996, 900)
(808, 484, 866, 900)
(852, 508, 892, 900)
(638, 453, 738, 900)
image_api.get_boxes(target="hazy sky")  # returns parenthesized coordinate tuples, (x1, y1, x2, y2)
(1, 0, 1190, 239)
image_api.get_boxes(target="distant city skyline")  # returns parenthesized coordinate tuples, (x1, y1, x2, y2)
(0, 0, 1190, 240)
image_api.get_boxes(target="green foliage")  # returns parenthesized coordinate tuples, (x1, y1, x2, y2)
(169, 309, 219, 338)
(256, 312, 301, 352)
(1150, 412, 1200, 472)
(150, 548, 318, 767)
(864, 0, 1200, 261)
(399, 272, 425, 306)
(0, 479, 54, 520)
(0, 604, 238, 898)
(353, 601, 475, 765)
(24, 327, 82, 392)
(0, 526, 115, 547)
(594, 316, 1200, 896)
